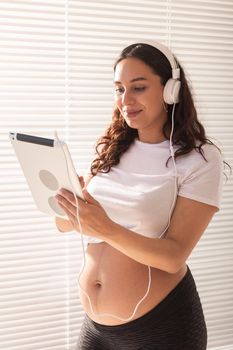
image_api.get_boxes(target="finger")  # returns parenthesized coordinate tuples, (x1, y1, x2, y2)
(57, 201, 75, 224)
(58, 201, 82, 232)
(79, 175, 85, 189)
(55, 194, 79, 217)
(82, 189, 99, 205)
(57, 189, 80, 207)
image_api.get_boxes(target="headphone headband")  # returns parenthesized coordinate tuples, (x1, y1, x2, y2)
(134, 40, 180, 80)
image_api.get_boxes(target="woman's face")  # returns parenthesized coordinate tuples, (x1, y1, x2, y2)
(114, 57, 168, 143)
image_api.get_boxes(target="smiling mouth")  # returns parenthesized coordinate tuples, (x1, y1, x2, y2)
(125, 110, 142, 118)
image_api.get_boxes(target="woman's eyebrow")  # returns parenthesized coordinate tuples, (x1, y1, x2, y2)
(114, 77, 148, 84)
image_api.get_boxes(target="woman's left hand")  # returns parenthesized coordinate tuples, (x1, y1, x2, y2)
(55, 188, 113, 239)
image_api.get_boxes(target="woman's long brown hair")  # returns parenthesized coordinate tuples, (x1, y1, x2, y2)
(90, 43, 231, 179)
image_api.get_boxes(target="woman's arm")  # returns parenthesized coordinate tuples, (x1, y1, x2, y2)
(104, 195, 217, 274)
(55, 174, 93, 232)
(54, 186, 217, 274)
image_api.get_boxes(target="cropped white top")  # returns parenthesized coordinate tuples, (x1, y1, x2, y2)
(85, 138, 224, 244)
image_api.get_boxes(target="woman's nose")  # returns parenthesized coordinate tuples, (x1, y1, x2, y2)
(122, 90, 134, 105)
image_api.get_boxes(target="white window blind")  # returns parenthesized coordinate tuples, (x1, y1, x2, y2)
(0, 1, 84, 350)
(0, 1, 232, 349)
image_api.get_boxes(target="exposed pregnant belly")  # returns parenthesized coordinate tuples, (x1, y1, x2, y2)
(78, 242, 187, 326)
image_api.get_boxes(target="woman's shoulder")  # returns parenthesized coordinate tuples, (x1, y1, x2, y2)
(178, 140, 222, 163)
(177, 141, 224, 210)
(175, 140, 223, 180)
(195, 140, 223, 163)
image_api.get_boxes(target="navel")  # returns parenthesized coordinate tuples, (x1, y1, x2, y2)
(94, 280, 102, 288)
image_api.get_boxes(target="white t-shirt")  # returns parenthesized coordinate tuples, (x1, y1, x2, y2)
(86, 138, 224, 244)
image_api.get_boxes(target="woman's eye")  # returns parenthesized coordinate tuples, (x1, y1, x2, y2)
(115, 88, 124, 94)
(115, 86, 146, 94)
(134, 87, 146, 91)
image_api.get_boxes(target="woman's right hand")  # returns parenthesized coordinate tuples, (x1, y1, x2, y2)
(55, 175, 85, 233)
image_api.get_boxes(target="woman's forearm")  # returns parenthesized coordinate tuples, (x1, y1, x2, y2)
(103, 221, 181, 274)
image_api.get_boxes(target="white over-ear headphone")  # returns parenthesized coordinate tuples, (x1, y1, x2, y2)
(136, 40, 181, 105)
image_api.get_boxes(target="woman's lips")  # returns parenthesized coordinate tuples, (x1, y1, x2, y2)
(125, 110, 142, 118)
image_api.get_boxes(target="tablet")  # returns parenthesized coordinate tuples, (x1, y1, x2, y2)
(9, 132, 84, 218)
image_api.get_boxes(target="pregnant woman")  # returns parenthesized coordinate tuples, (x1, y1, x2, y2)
(55, 41, 225, 350)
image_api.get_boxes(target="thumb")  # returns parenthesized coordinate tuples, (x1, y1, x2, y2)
(82, 188, 99, 205)
(78, 175, 85, 189)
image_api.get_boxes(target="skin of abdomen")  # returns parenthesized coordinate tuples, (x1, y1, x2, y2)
(78, 242, 187, 326)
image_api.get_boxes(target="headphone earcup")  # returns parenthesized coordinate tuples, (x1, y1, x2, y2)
(163, 79, 181, 104)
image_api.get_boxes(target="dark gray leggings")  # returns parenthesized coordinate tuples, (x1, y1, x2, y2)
(76, 266, 207, 350)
